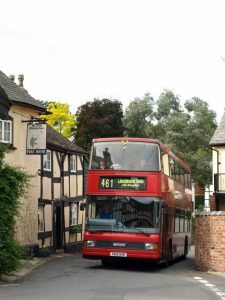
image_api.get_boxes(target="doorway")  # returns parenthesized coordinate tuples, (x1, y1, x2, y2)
(54, 202, 63, 250)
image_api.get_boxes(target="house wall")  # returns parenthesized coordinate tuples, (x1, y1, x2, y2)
(40, 151, 85, 250)
(6, 105, 41, 246)
(195, 212, 225, 272)
(64, 154, 85, 248)
(3, 103, 86, 251)
(212, 146, 225, 177)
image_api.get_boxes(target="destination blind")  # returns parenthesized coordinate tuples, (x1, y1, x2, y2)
(99, 176, 147, 190)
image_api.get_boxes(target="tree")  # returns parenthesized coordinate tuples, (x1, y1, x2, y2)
(157, 110, 190, 154)
(155, 94, 216, 187)
(155, 89, 182, 121)
(41, 102, 77, 139)
(75, 98, 124, 150)
(0, 145, 31, 274)
(183, 97, 217, 186)
(123, 90, 217, 188)
(123, 93, 155, 137)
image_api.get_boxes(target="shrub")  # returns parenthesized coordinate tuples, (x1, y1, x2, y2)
(0, 145, 31, 275)
(0, 239, 23, 274)
(69, 224, 82, 234)
(37, 247, 51, 257)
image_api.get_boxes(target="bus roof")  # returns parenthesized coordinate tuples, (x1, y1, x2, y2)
(92, 137, 191, 173)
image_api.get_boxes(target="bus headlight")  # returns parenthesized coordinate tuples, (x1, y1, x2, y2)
(145, 243, 158, 250)
(86, 240, 96, 247)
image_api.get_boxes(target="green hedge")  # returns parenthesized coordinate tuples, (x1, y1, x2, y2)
(0, 145, 31, 275)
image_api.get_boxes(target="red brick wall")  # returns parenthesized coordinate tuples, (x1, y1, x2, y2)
(209, 195, 216, 211)
(195, 212, 225, 272)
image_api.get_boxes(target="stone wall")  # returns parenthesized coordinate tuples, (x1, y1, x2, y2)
(195, 211, 225, 272)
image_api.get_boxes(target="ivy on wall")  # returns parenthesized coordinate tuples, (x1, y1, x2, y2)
(0, 145, 31, 275)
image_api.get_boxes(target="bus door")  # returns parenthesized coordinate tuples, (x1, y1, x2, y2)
(160, 202, 168, 260)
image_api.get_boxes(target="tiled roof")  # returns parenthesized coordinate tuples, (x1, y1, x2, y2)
(0, 70, 86, 154)
(0, 70, 45, 110)
(47, 125, 87, 155)
(209, 110, 225, 146)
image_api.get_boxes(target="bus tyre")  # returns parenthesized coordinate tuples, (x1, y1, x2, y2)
(183, 237, 188, 259)
(168, 240, 173, 263)
(101, 258, 113, 267)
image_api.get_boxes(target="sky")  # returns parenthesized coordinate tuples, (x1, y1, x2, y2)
(1, 0, 225, 122)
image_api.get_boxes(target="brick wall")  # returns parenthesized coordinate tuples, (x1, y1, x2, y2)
(195, 212, 225, 272)
(209, 195, 216, 211)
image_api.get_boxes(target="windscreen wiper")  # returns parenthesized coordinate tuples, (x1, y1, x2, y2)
(135, 228, 151, 236)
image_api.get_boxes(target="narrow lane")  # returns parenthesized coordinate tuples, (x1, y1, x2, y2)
(1, 247, 225, 300)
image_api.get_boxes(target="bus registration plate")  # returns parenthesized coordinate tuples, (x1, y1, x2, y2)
(110, 252, 127, 257)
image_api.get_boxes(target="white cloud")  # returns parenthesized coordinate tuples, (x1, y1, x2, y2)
(1, 0, 225, 121)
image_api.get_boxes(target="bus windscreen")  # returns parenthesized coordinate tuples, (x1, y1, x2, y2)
(90, 141, 160, 171)
(86, 195, 160, 234)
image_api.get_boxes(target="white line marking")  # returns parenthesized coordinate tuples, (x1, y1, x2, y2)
(194, 276, 225, 300)
(199, 280, 209, 284)
(0, 284, 20, 288)
(205, 283, 216, 287)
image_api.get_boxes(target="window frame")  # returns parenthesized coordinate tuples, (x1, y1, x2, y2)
(38, 205, 45, 233)
(43, 150, 51, 171)
(0, 119, 12, 144)
(70, 202, 78, 226)
(70, 154, 76, 173)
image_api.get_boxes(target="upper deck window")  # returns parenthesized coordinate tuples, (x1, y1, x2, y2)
(90, 141, 160, 171)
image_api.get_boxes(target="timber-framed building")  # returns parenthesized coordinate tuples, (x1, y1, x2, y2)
(0, 70, 87, 253)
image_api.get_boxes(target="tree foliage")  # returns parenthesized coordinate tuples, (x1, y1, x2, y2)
(123, 89, 217, 187)
(122, 93, 155, 137)
(41, 101, 77, 139)
(155, 89, 182, 120)
(0, 145, 31, 275)
(75, 98, 124, 150)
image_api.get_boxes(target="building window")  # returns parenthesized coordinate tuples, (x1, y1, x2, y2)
(43, 150, 51, 171)
(70, 203, 78, 226)
(38, 206, 45, 232)
(70, 155, 76, 173)
(0, 119, 12, 143)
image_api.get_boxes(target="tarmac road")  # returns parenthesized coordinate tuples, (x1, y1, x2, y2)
(1, 247, 225, 300)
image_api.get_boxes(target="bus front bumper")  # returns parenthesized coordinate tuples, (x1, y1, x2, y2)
(82, 247, 161, 260)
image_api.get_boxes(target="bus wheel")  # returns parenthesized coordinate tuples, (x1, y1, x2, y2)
(101, 258, 113, 267)
(168, 240, 173, 263)
(183, 237, 188, 259)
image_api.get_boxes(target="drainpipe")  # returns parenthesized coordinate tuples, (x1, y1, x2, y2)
(212, 148, 220, 190)
(191, 180, 195, 214)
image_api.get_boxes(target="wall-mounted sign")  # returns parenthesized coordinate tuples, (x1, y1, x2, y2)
(99, 176, 147, 190)
(26, 123, 47, 155)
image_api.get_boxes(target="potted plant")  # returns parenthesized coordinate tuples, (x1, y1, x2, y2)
(37, 247, 51, 257)
(69, 224, 82, 234)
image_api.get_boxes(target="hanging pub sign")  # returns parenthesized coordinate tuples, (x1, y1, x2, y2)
(26, 123, 47, 155)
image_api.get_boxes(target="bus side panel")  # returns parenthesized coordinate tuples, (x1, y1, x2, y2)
(161, 174, 192, 260)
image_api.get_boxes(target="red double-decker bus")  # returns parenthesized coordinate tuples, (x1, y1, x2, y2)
(82, 137, 192, 266)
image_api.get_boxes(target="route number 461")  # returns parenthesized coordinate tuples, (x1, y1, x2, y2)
(100, 178, 113, 188)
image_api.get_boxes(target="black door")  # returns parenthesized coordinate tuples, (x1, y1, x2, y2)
(54, 203, 63, 249)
